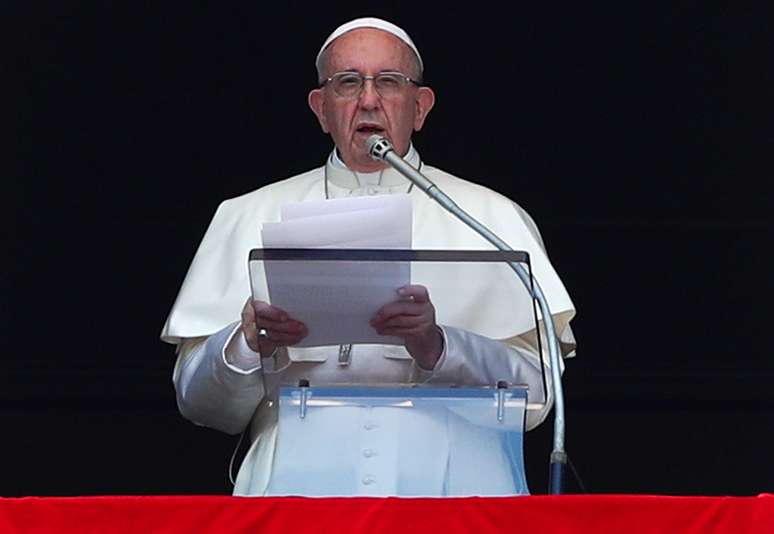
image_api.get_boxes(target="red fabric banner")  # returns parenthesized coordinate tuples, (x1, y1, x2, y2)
(1, 494, 773, 534)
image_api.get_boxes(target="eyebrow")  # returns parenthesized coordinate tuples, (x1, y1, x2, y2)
(331, 69, 407, 75)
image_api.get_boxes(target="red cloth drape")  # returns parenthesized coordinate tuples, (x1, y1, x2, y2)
(1, 495, 773, 533)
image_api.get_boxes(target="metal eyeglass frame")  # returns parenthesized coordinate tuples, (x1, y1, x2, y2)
(319, 71, 420, 98)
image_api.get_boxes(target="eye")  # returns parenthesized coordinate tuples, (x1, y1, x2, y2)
(336, 73, 362, 87)
(376, 74, 402, 88)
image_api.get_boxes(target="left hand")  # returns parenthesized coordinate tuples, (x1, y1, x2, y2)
(370, 284, 443, 370)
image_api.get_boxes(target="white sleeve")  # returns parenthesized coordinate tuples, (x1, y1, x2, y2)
(423, 325, 559, 430)
(172, 322, 265, 435)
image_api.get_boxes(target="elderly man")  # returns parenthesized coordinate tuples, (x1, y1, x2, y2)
(162, 18, 576, 496)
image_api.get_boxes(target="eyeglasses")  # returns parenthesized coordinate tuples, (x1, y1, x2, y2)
(320, 71, 419, 99)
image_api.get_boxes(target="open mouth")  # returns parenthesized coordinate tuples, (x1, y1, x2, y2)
(356, 124, 385, 135)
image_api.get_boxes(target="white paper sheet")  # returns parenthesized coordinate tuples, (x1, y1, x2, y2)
(258, 194, 412, 347)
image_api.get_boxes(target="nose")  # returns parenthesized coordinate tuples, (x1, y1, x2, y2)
(358, 79, 381, 110)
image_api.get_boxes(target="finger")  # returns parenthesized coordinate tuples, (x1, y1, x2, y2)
(373, 301, 427, 322)
(375, 326, 427, 337)
(373, 315, 429, 331)
(241, 304, 259, 334)
(257, 319, 307, 335)
(240, 307, 261, 351)
(242, 297, 256, 320)
(261, 326, 308, 346)
(252, 300, 289, 322)
(377, 313, 428, 328)
(398, 284, 430, 304)
(250, 300, 307, 332)
(243, 322, 259, 346)
(242, 315, 259, 337)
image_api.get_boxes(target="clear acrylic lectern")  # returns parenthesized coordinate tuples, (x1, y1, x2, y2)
(266, 384, 529, 496)
(248, 248, 546, 497)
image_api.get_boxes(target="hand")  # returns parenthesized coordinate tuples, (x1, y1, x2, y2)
(370, 285, 443, 370)
(241, 298, 308, 356)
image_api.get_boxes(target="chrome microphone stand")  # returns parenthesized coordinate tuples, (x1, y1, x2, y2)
(367, 136, 568, 494)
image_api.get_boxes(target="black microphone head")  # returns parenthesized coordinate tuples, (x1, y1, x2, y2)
(366, 135, 393, 160)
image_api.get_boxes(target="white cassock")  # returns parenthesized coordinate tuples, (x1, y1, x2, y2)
(161, 146, 577, 496)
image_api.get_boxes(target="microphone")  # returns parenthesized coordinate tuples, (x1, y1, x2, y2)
(367, 135, 436, 192)
(367, 135, 569, 494)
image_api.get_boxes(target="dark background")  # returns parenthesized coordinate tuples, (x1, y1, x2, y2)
(6, 2, 773, 496)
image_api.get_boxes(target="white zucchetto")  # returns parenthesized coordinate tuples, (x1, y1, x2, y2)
(315, 17, 424, 74)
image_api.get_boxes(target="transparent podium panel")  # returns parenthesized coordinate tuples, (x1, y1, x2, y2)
(266, 386, 529, 497)
(249, 249, 548, 405)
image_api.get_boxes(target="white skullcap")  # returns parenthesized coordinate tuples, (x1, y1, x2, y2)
(316, 17, 424, 74)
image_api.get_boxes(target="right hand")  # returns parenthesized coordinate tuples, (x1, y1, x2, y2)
(241, 298, 308, 356)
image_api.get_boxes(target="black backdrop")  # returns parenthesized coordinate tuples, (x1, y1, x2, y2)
(6, 2, 773, 496)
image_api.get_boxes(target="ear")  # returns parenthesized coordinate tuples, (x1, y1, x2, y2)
(413, 86, 436, 131)
(308, 89, 329, 133)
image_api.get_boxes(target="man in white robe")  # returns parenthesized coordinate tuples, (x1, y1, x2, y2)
(162, 17, 576, 496)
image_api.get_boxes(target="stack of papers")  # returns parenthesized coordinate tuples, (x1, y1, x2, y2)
(259, 194, 412, 347)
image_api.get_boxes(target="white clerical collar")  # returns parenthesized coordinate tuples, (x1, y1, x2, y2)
(327, 144, 420, 190)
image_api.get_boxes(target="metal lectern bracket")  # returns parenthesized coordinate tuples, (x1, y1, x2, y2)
(298, 379, 310, 419)
(496, 380, 508, 423)
(338, 344, 352, 366)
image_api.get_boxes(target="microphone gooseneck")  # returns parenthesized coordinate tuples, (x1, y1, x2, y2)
(367, 135, 568, 494)
(367, 135, 437, 192)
